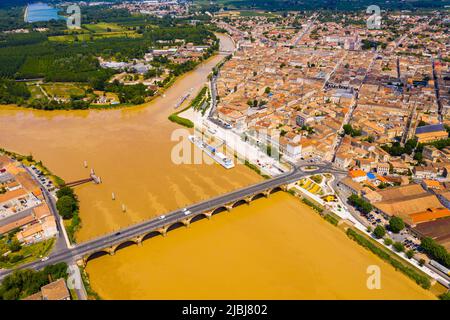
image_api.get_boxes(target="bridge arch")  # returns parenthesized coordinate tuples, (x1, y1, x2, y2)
(190, 213, 208, 224)
(251, 193, 266, 201)
(85, 250, 110, 265)
(270, 186, 283, 194)
(142, 230, 163, 242)
(212, 206, 227, 215)
(232, 199, 247, 208)
(167, 221, 186, 232)
(113, 240, 138, 253)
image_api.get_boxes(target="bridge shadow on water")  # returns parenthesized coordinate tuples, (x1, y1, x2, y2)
(190, 213, 208, 223)
(167, 222, 185, 232)
(212, 206, 227, 215)
(85, 250, 110, 264)
(142, 231, 162, 242)
(115, 240, 138, 252)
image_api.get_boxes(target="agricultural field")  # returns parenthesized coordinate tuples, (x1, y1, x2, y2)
(48, 22, 141, 43)
(84, 22, 126, 33)
(41, 83, 87, 99)
(48, 31, 142, 43)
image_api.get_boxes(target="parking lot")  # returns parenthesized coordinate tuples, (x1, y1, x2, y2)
(29, 165, 55, 193)
(337, 185, 422, 253)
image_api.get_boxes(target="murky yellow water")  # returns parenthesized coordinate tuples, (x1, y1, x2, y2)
(86, 193, 435, 300)
(0, 35, 435, 299)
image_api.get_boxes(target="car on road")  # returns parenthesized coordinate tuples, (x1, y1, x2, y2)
(159, 215, 166, 220)
(41, 257, 49, 262)
(182, 208, 191, 215)
(115, 232, 121, 236)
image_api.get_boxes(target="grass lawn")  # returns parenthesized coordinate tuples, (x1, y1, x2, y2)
(0, 238, 55, 269)
(41, 83, 86, 99)
(27, 83, 45, 100)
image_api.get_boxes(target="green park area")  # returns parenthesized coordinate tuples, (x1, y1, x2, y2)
(40, 82, 87, 99)
(0, 235, 54, 269)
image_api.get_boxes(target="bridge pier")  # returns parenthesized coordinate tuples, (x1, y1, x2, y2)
(157, 226, 168, 237)
(244, 196, 252, 204)
(78, 258, 87, 269)
(263, 190, 270, 198)
(133, 236, 144, 246)
(204, 211, 213, 219)
(225, 205, 233, 212)
(106, 247, 116, 256)
(181, 218, 190, 227)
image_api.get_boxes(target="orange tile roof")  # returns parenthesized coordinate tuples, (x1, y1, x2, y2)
(409, 208, 450, 224)
(422, 179, 442, 189)
(16, 222, 43, 240)
(349, 169, 366, 178)
(0, 188, 27, 203)
(33, 203, 51, 220)
(0, 213, 35, 234)
(41, 279, 70, 300)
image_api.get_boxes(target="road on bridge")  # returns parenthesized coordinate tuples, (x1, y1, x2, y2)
(0, 162, 345, 280)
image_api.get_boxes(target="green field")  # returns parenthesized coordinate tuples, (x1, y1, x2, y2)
(48, 31, 142, 43)
(41, 83, 86, 99)
(84, 22, 126, 33)
(27, 83, 45, 100)
(48, 22, 139, 43)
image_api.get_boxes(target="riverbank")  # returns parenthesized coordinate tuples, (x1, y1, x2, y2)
(0, 148, 65, 187)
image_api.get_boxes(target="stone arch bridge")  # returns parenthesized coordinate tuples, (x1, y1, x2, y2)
(0, 163, 346, 279)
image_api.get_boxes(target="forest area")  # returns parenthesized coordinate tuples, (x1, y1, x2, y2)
(0, 4, 218, 109)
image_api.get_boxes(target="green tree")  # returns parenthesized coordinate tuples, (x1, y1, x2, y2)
(420, 237, 450, 268)
(373, 225, 386, 239)
(389, 216, 405, 233)
(264, 87, 271, 94)
(56, 186, 75, 199)
(348, 194, 372, 214)
(8, 238, 21, 252)
(384, 237, 393, 246)
(393, 241, 405, 252)
(406, 250, 415, 259)
(56, 195, 77, 219)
